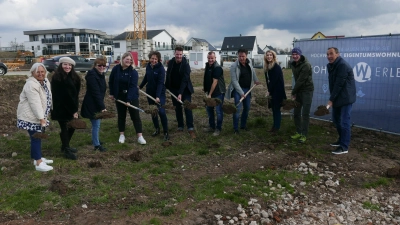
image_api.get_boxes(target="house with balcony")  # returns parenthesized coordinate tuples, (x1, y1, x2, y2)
(23, 28, 114, 57)
(112, 29, 176, 62)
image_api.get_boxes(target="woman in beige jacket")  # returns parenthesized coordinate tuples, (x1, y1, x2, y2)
(17, 63, 53, 172)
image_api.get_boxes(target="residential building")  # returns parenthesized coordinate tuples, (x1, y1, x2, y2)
(23, 28, 114, 57)
(183, 37, 219, 69)
(220, 35, 261, 62)
(311, 31, 345, 39)
(112, 29, 176, 63)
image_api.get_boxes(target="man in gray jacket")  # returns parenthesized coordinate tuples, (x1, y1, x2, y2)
(226, 48, 261, 134)
(326, 47, 356, 154)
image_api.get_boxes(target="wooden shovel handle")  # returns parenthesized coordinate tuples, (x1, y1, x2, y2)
(166, 89, 183, 104)
(237, 84, 258, 106)
(139, 90, 160, 105)
(116, 99, 145, 112)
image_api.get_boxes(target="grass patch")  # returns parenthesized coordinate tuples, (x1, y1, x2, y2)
(363, 177, 393, 189)
(362, 201, 380, 211)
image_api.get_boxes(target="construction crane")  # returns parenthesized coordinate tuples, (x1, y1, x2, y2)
(126, 0, 148, 66)
(126, 0, 147, 40)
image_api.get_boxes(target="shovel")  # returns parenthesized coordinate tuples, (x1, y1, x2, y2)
(139, 90, 161, 106)
(166, 89, 197, 109)
(116, 99, 145, 113)
(314, 104, 330, 116)
(32, 126, 48, 139)
(67, 118, 87, 129)
(223, 84, 258, 114)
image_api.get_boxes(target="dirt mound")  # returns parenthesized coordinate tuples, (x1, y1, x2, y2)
(49, 179, 69, 196)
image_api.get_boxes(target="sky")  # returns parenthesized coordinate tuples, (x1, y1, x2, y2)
(1, 0, 400, 50)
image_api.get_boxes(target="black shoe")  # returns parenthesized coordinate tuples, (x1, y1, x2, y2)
(94, 145, 107, 152)
(64, 148, 77, 160)
(152, 128, 160, 137)
(330, 140, 340, 147)
(332, 146, 348, 155)
(61, 146, 78, 153)
(164, 132, 170, 141)
(234, 130, 239, 134)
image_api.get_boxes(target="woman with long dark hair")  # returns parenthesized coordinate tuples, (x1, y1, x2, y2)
(109, 52, 146, 145)
(51, 57, 81, 160)
(263, 50, 287, 133)
(81, 58, 107, 151)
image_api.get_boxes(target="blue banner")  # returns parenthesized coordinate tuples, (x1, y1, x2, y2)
(294, 35, 400, 134)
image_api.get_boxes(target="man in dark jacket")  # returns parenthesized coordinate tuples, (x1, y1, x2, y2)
(203, 51, 225, 136)
(326, 47, 356, 154)
(165, 46, 196, 138)
(290, 47, 314, 143)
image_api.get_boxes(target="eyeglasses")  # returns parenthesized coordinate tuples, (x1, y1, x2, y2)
(97, 65, 106, 67)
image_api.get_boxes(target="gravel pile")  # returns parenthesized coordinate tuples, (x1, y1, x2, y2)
(212, 162, 400, 225)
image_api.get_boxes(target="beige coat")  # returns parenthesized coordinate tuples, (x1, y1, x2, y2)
(17, 77, 52, 124)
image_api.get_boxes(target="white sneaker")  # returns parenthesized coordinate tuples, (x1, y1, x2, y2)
(119, 134, 125, 143)
(35, 162, 53, 172)
(33, 157, 53, 166)
(138, 136, 146, 145)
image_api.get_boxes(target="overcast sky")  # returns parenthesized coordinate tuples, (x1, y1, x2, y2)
(1, 0, 400, 50)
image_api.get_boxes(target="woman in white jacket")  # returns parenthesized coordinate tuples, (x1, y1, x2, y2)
(17, 63, 53, 172)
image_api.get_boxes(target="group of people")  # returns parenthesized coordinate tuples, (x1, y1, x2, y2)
(16, 45, 356, 172)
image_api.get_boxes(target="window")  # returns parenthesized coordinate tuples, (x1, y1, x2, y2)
(114, 43, 120, 48)
(66, 33, 73, 37)
(31, 46, 34, 51)
(163, 42, 165, 48)
(37, 46, 40, 50)
(158, 42, 160, 47)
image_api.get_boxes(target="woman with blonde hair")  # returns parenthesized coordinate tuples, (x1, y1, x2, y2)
(263, 50, 287, 133)
(17, 63, 53, 171)
(109, 52, 146, 145)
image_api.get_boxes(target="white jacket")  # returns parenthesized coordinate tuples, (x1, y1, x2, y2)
(17, 77, 52, 124)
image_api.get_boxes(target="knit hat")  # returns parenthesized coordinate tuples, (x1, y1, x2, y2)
(59, 57, 76, 66)
(291, 47, 302, 55)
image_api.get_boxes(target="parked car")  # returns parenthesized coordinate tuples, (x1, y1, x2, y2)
(42, 55, 93, 73)
(0, 62, 8, 76)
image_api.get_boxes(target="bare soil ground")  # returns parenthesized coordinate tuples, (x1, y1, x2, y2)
(1, 70, 400, 225)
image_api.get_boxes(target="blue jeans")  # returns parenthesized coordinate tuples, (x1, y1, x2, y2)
(206, 94, 224, 130)
(233, 88, 251, 130)
(332, 104, 352, 150)
(90, 119, 101, 146)
(170, 89, 194, 130)
(28, 130, 42, 160)
(271, 103, 282, 130)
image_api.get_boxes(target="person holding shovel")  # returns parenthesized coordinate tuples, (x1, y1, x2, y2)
(290, 47, 314, 143)
(226, 48, 261, 134)
(51, 57, 80, 160)
(109, 52, 146, 145)
(139, 51, 169, 141)
(203, 51, 226, 136)
(17, 63, 53, 171)
(264, 50, 287, 133)
(165, 46, 196, 139)
(81, 58, 108, 152)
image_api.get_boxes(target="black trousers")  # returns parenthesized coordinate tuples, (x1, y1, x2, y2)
(115, 98, 143, 133)
(58, 120, 75, 148)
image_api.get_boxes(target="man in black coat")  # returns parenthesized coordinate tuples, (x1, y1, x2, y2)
(326, 47, 356, 155)
(165, 46, 196, 138)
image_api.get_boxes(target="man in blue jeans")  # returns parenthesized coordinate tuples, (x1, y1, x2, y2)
(226, 48, 261, 134)
(203, 51, 226, 136)
(326, 47, 356, 154)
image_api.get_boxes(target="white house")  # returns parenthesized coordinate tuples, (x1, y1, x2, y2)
(23, 28, 114, 57)
(183, 37, 219, 69)
(112, 29, 176, 63)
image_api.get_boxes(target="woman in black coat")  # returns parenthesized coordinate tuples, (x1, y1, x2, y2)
(264, 50, 287, 132)
(139, 51, 169, 141)
(51, 57, 81, 160)
(81, 58, 107, 152)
